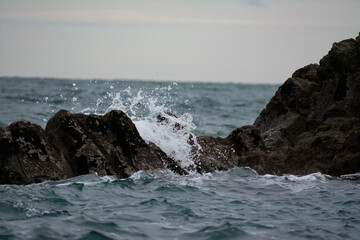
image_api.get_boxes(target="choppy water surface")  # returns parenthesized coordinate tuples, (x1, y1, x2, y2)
(0, 77, 359, 240)
(1, 169, 359, 240)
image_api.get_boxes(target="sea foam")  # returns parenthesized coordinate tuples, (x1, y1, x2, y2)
(85, 83, 202, 171)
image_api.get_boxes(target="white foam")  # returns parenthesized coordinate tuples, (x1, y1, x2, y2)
(134, 112, 200, 170)
(54, 174, 117, 187)
(260, 172, 330, 193)
(105, 92, 126, 113)
(129, 170, 148, 180)
(13, 200, 54, 218)
(87, 84, 201, 171)
(340, 172, 360, 180)
(262, 172, 328, 182)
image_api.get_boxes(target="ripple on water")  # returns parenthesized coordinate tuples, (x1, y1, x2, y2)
(184, 222, 247, 240)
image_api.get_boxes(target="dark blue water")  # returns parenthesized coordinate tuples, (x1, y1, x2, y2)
(0, 77, 359, 240)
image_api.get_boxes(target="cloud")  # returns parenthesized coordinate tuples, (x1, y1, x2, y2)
(1, 0, 358, 29)
(0, 9, 339, 28)
(245, 0, 267, 8)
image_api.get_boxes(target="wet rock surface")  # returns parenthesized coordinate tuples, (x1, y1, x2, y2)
(0, 110, 184, 184)
(1, 35, 359, 184)
(0, 121, 69, 184)
(254, 35, 360, 176)
(194, 125, 273, 175)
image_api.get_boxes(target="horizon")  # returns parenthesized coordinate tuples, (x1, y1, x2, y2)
(1, 0, 359, 84)
(0, 75, 281, 85)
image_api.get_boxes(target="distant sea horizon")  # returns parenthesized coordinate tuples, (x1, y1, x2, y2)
(0, 75, 282, 85)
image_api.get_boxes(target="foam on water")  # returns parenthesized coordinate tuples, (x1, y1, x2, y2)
(155, 167, 337, 194)
(55, 174, 117, 187)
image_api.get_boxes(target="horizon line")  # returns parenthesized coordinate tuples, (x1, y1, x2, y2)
(0, 75, 282, 85)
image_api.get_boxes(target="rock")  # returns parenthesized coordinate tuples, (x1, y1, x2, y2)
(1, 35, 360, 184)
(0, 121, 71, 184)
(0, 110, 184, 184)
(193, 125, 276, 175)
(157, 112, 187, 131)
(254, 36, 360, 176)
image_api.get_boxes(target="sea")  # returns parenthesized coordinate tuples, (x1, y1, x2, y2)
(0, 77, 359, 240)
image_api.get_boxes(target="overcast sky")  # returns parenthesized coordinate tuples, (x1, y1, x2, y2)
(0, 0, 359, 83)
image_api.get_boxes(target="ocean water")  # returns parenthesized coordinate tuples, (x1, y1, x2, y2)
(0, 77, 359, 240)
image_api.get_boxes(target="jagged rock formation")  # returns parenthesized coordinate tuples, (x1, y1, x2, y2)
(1, 35, 359, 184)
(191, 35, 359, 176)
(254, 35, 360, 176)
(0, 110, 185, 184)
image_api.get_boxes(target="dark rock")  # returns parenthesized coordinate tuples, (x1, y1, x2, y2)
(254, 36, 360, 176)
(0, 121, 70, 184)
(157, 112, 184, 131)
(194, 125, 276, 175)
(0, 110, 184, 184)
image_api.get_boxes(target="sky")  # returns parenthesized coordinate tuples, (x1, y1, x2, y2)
(0, 0, 359, 83)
